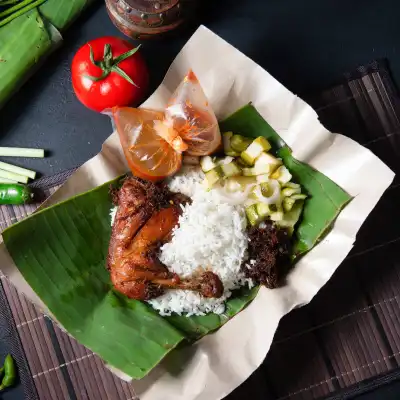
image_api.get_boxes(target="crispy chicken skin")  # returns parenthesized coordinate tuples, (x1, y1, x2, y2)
(108, 177, 223, 301)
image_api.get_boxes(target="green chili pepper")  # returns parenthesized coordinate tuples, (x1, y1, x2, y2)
(0, 184, 33, 205)
(0, 354, 17, 390)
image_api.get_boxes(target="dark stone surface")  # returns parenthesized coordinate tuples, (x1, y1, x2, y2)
(2, 0, 400, 177)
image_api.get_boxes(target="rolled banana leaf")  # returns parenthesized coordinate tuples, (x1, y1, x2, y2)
(2, 105, 351, 378)
(0, 0, 98, 108)
(39, 0, 98, 30)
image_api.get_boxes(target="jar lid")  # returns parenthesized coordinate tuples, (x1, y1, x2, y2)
(125, 0, 179, 14)
(106, 0, 195, 38)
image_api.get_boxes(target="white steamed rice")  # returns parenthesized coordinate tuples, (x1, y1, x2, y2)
(110, 167, 250, 317)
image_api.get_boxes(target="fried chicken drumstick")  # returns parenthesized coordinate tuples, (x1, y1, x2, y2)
(107, 177, 223, 301)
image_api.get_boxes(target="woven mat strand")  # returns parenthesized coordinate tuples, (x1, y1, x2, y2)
(1, 59, 400, 400)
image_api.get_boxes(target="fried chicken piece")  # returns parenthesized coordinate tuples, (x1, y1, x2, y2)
(108, 177, 223, 301)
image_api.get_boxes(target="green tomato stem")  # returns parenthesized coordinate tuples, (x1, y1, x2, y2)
(86, 43, 141, 87)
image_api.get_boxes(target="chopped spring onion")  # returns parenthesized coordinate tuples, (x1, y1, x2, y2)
(0, 161, 35, 179)
(0, 169, 28, 184)
(0, 147, 44, 158)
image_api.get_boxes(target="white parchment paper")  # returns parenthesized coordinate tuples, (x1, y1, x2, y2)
(0, 26, 395, 400)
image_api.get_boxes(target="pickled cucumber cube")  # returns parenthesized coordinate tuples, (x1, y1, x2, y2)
(255, 152, 281, 168)
(283, 197, 296, 212)
(225, 176, 257, 192)
(275, 201, 304, 234)
(291, 193, 307, 200)
(282, 187, 301, 197)
(220, 161, 242, 177)
(217, 156, 235, 165)
(269, 203, 283, 212)
(283, 182, 301, 190)
(256, 203, 271, 218)
(223, 132, 239, 156)
(240, 137, 272, 165)
(246, 204, 261, 226)
(204, 168, 222, 189)
(271, 165, 292, 184)
(257, 174, 270, 183)
(231, 135, 253, 152)
(200, 156, 217, 172)
(242, 163, 271, 176)
(270, 211, 284, 221)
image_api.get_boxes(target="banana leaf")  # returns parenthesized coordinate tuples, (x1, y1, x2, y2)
(2, 105, 351, 378)
(219, 104, 352, 256)
(39, 0, 98, 30)
(0, 9, 61, 108)
(0, 0, 98, 107)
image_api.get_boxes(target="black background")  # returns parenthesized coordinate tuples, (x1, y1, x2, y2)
(2, 0, 400, 178)
(2, 1, 400, 399)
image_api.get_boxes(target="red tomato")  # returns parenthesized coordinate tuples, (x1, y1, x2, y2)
(71, 36, 149, 112)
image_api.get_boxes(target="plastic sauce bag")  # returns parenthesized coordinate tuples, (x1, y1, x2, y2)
(111, 70, 221, 181)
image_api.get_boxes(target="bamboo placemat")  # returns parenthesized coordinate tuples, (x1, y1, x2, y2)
(227, 59, 400, 400)
(0, 59, 399, 400)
